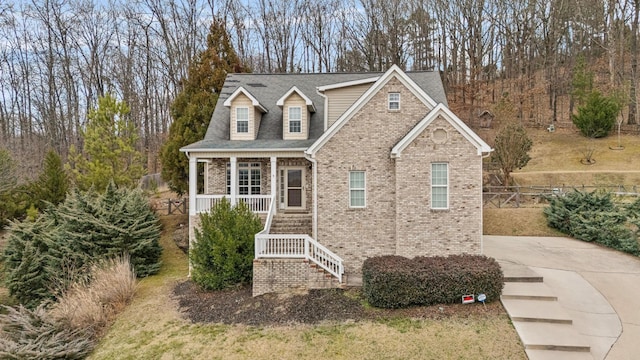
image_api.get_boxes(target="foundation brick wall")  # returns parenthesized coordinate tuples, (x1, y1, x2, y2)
(314, 77, 431, 275)
(395, 116, 482, 257)
(252, 259, 310, 296)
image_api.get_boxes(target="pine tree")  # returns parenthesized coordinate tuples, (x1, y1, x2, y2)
(160, 18, 248, 195)
(33, 150, 69, 209)
(3, 185, 162, 307)
(572, 91, 621, 138)
(3, 217, 57, 307)
(67, 94, 144, 191)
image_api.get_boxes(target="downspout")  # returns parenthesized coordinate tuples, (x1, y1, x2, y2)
(480, 149, 493, 256)
(304, 152, 318, 240)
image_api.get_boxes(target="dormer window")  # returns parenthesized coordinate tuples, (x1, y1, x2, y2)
(289, 107, 301, 133)
(236, 107, 249, 133)
(389, 92, 400, 110)
(277, 86, 315, 140)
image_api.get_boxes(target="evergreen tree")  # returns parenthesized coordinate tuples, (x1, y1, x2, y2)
(3, 216, 58, 307)
(67, 94, 144, 191)
(3, 185, 162, 306)
(571, 55, 594, 107)
(572, 91, 621, 138)
(0, 149, 18, 228)
(160, 18, 248, 195)
(33, 150, 69, 209)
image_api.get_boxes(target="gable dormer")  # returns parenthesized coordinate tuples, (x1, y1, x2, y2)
(223, 87, 267, 140)
(276, 86, 315, 140)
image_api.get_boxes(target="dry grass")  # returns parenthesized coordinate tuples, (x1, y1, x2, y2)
(512, 128, 640, 186)
(89, 211, 526, 360)
(484, 207, 564, 236)
(50, 256, 137, 332)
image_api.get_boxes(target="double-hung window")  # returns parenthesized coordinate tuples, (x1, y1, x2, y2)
(289, 106, 301, 133)
(349, 171, 366, 208)
(236, 107, 249, 133)
(388, 92, 400, 110)
(431, 163, 448, 209)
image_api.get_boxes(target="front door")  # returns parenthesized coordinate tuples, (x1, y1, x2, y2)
(280, 167, 305, 209)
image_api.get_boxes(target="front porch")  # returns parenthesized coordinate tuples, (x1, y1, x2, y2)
(189, 155, 312, 216)
(186, 153, 345, 295)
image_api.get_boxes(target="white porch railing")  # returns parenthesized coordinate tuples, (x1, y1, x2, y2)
(255, 234, 344, 283)
(195, 194, 272, 213)
(257, 194, 276, 236)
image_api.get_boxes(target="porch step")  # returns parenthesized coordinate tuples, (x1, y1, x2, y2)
(270, 213, 312, 235)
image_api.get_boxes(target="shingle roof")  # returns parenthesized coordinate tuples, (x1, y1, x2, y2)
(181, 71, 447, 151)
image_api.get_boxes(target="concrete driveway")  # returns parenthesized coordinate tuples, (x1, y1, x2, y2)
(484, 235, 640, 360)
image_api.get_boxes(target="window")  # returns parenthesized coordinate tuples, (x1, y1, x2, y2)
(349, 171, 366, 208)
(289, 106, 301, 133)
(431, 163, 448, 209)
(236, 107, 249, 133)
(388, 92, 400, 110)
(226, 162, 261, 195)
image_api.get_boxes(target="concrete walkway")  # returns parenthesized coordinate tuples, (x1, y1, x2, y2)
(484, 236, 640, 360)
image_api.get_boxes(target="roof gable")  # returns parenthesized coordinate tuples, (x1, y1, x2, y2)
(316, 77, 380, 91)
(306, 65, 438, 156)
(391, 103, 493, 157)
(223, 86, 268, 113)
(276, 86, 316, 112)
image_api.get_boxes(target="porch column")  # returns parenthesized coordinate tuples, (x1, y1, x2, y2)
(230, 156, 237, 206)
(270, 156, 277, 214)
(188, 155, 197, 216)
(203, 160, 209, 194)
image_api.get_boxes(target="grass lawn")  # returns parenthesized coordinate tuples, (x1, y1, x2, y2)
(89, 214, 526, 360)
(512, 128, 640, 186)
(483, 207, 564, 237)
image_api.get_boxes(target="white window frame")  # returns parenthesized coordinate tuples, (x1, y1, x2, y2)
(349, 171, 366, 208)
(227, 162, 261, 195)
(289, 106, 302, 133)
(388, 92, 400, 110)
(236, 107, 249, 133)
(431, 163, 449, 210)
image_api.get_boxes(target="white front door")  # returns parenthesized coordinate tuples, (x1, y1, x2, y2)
(280, 167, 305, 209)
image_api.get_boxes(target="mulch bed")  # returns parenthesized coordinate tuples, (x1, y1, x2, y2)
(173, 281, 504, 326)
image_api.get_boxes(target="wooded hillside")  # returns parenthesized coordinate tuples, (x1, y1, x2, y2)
(1, 0, 638, 180)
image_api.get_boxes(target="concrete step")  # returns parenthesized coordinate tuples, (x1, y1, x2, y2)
(502, 282, 558, 301)
(525, 349, 594, 360)
(502, 298, 573, 324)
(500, 262, 544, 283)
(512, 322, 591, 352)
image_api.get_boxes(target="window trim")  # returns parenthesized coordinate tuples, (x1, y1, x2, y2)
(349, 170, 366, 208)
(227, 162, 261, 195)
(388, 92, 400, 110)
(288, 106, 302, 133)
(431, 162, 449, 210)
(236, 106, 249, 133)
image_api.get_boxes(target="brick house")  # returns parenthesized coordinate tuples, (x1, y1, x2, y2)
(181, 65, 492, 296)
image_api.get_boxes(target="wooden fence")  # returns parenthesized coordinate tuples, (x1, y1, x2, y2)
(483, 185, 640, 208)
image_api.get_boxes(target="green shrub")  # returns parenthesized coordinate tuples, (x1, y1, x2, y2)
(190, 198, 263, 290)
(362, 255, 503, 309)
(3, 183, 161, 307)
(572, 91, 621, 138)
(544, 190, 640, 256)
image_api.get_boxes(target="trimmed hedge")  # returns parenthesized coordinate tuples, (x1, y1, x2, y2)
(362, 254, 504, 309)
